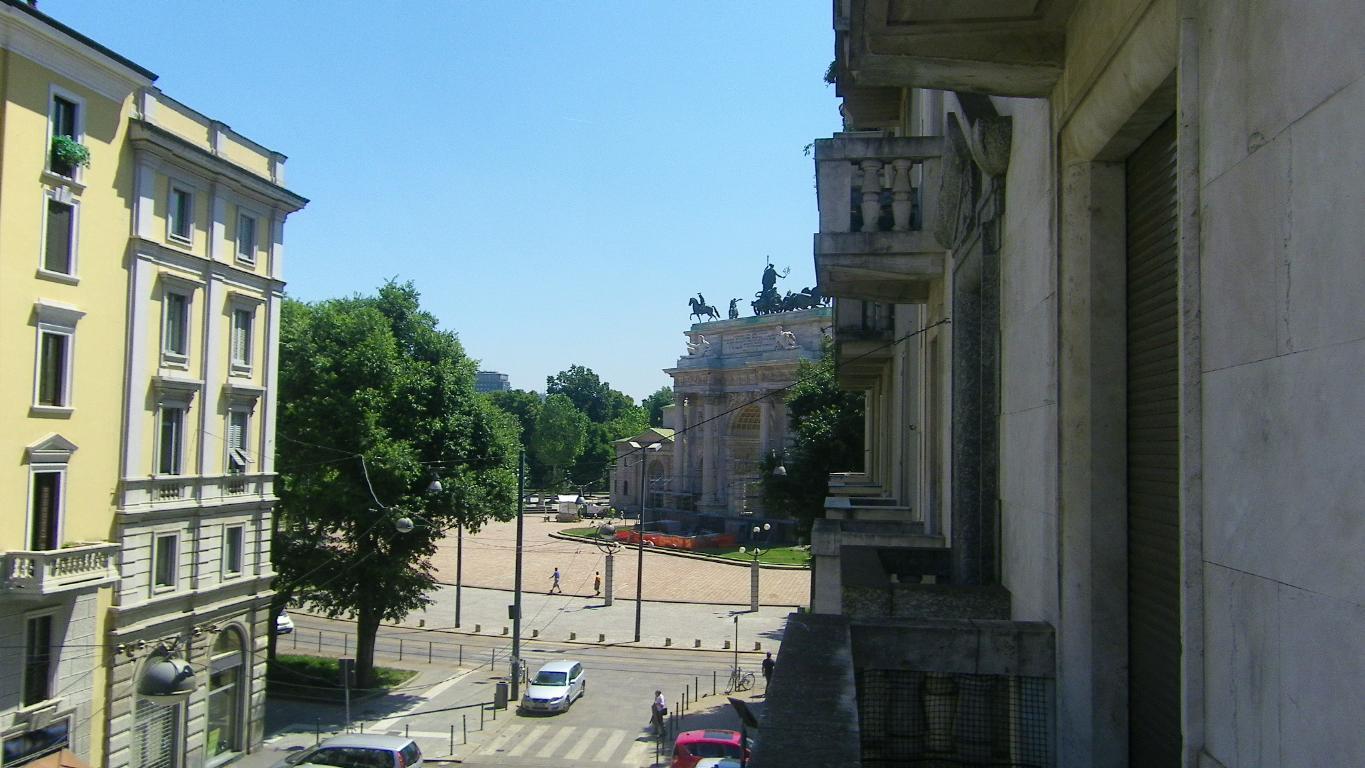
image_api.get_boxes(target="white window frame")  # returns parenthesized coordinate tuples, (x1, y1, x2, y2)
(22, 610, 58, 707)
(226, 409, 250, 475)
(32, 301, 84, 414)
(38, 186, 80, 283)
(235, 208, 258, 266)
(166, 182, 195, 244)
(26, 467, 65, 552)
(46, 85, 86, 184)
(229, 305, 254, 376)
(152, 532, 179, 592)
(161, 285, 193, 369)
(156, 405, 186, 477)
(223, 525, 245, 578)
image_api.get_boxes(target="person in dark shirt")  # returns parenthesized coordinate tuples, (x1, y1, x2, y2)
(761, 652, 775, 689)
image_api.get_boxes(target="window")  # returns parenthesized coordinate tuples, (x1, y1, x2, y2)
(43, 197, 77, 276)
(163, 291, 190, 360)
(49, 94, 78, 177)
(23, 615, 53, 706)
(206, 629, 244, 758)
(224, 526, 244, 576)
(230, 308, 253, 372)
(227, 410, 249, 474)
(153, 534, 178, 589)
(168, 185, 193, 242)
(236, 212, 257, 265)
(29, 472, 61, 551)
(158, 407, 185, 475)
(36, 331, 70, 407)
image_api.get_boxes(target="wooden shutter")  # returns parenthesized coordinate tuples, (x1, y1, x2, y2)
(1125, 116, 1181, 765)
(30, 473, 60, 551)
(45, 200, 73, 274)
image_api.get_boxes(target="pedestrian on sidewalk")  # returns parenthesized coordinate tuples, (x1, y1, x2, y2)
(762, 651, 775, 689)
(651, 689, 667, 734)
(550, 567, 563, 594)
(593, 571, 602, 596)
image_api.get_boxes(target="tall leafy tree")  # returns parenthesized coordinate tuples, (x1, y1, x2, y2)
(641, 386, 673, 427)
(546, 365, 635, 423)
(761, 339, 865, 537)
(485, 389, 549, 483)
(531, 393, 588, 489)
(273, 282, 518, 687)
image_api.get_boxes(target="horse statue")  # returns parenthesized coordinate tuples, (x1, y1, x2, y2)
(689, 296, 720, 322)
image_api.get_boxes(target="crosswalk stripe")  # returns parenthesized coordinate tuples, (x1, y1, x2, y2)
(592, 730, 627, 762)
(620, 736, 658, 766)
(507, 725, 550, 757)
(535, 725, 576, 758)
(564, 727, 601, 761)
(475, 723, 524, 755)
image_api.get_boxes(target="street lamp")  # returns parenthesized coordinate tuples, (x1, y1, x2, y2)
(425, 477, 466, 629)
(511, 449, 526, 701)
(627, 440, 663, 642)
(739, 523, 772, 612)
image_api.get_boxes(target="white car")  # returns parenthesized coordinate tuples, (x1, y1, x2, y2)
(275, 610, 295, 635)
(519, 660, 586, 714)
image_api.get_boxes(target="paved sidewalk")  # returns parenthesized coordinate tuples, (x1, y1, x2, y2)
(433, 516, 809, 607)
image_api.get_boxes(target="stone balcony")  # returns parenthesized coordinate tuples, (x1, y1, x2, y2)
(814, 133, 947, 304)
(833, 297, 896, 389)
(833, 0, 1076, 97)
(2, 542, 119, 598)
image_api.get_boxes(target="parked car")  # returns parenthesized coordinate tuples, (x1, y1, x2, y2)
(670, 730, 748, 768)
(275, 610, 295, 635)
(273, 734, 421, 768)
(519, 660, 586, 714)
(694, 760, 742, 768)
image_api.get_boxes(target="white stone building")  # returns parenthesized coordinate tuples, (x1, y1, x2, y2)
(757, 2, 1365, 767)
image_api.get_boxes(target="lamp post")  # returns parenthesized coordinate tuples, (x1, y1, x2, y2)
(511, 449, 525, 701)
(593, 524, 622, 606)
(426, 477, 465, 629)
(627, 440, 663, 643)
(740, 523, 772, 612)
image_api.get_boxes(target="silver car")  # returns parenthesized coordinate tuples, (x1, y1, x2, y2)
(519, 660, 586, 714)
(274, 734, 422, 768)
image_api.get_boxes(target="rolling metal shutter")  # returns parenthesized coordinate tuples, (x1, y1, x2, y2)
(133, 698, 179, 768)
(1125, 115, 1181, 766)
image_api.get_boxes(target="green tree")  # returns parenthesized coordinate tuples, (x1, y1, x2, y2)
(546, 365, 635, 423)
(641, 386, 673, 427)
(531, 393, 588, 489)
(485, 389, 550, 484)
(273, 282, 518, 687)
(761, 339, 865, 538)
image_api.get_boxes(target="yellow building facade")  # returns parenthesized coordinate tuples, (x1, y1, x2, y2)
(0, 2, 305, 766)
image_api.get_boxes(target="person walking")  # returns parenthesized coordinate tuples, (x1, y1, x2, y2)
(549, 567, 562, 594)
(762, 651, 775, 689)
(593, 571, 602, 596)
(651, 689, 667, 734)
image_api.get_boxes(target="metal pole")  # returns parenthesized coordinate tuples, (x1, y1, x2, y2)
(635, 446, 646, 642)
(733, 615, 739, 674)
(511, 449, 525, 700)
(455, 520, 464, 628)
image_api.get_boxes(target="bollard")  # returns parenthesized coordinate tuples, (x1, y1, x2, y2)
(665, 638, 672, 647)
(532, 629, 539, 638)
(449, 724, 454, 754)
(315, 718, 320, 745)
(502, 626, 508, 635)
(481, 705, 485, 730)
(474, 624, 481, 633)
(713, 671, 717, 695)
(754, 641, 761, 651)
(428, 641, 433, 664)
(570, 632, 576, 640)
(317, 631, 323, 653)
(695, 676, 700, 700)
(399, 638, 404, 661)
(463, 713, 468, 745)
(459, 645, 463, 666)
(598, 633, 605, 642)
(694, 639, 701, 648)
(360, 721, 365, 734)
(419, 619, 425, 628)
(293, 631, 299, 650)
(343, 634, 349, 655)
(405, 724, 409, 738)
(723, 640, 731, 649)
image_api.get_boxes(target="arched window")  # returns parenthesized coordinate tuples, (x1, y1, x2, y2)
(206, 628, 245, 761)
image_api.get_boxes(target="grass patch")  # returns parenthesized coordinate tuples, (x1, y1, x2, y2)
(560, 527, 602, 538)
(706, 546, 811, 566)
(268, 654, 416, 699)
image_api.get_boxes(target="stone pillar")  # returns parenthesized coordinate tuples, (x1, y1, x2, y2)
(603, 551, 614, 606)
(701, 397, 720, 508)
(758, 393, 770, 458)
(671, 395, 686, 498)
(750, 558, 760, 612)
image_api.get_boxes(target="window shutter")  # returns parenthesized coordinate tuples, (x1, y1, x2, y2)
(45, 201, 74, 274)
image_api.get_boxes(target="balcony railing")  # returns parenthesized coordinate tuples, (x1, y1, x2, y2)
(2, 542, 119, 598)
(814, 134, 947, 303)
(120, 473, 274, 510)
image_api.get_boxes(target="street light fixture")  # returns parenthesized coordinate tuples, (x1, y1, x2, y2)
(739, 523, 772, 612)
(627, 440, 663, 643)
(425, 477, 466, 629)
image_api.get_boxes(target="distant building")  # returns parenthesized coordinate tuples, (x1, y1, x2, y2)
(475, 370, 510, 393)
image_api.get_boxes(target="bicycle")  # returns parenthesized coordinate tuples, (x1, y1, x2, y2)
(725, 667, 755, 693)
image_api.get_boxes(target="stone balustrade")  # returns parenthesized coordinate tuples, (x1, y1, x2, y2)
(2, 542, 119, 597)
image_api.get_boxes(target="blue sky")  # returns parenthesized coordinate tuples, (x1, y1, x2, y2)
(49, 2, 841, 401)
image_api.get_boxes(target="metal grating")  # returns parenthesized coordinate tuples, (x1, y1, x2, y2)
(857, 669, 1051, 767)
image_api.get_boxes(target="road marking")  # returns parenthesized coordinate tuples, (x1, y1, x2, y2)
(535, 725, 576, 758)
(507, 725, 550, 756)
(476, 722, 523, 755)
(369, 670, 473, 731)
(564, 727, 601, 760)
(593, 730, 626, 762)
(621, 737, 657, 766)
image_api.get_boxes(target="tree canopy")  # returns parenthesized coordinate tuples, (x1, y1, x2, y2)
(274, 281, 519, 686)
(761, 339, 865, 537)
(642, 386, 673, 427)
(531, 393, 588, 486)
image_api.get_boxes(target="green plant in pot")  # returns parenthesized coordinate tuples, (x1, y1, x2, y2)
(51, 135, 91, 173)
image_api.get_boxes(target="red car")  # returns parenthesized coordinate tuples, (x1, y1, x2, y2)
(670, 729, 748, 768)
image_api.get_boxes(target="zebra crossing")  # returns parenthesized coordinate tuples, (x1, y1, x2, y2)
(471, 723, 664, 766)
